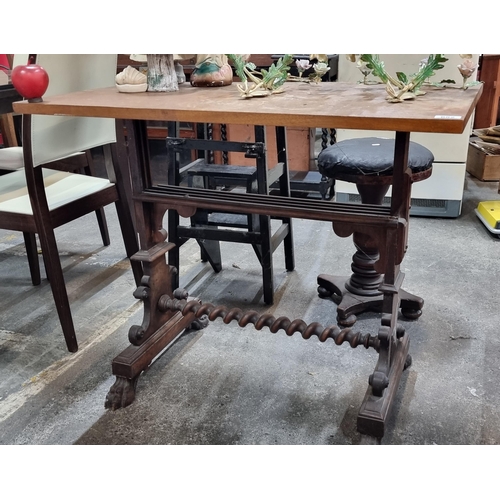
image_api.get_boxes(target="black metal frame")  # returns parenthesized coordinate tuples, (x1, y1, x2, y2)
(165, 123, 294, 305)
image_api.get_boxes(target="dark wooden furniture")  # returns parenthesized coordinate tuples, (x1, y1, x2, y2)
(14, 81, 482, 438)
(316, 137, 434, 326)
(0, 72, 21, 146)
(474, 54, 500, 129)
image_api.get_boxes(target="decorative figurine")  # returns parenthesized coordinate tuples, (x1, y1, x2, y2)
(115, 65, 147, 93)
(190, 54, 234, 87)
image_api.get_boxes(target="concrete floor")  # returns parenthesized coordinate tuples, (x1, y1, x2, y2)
(1, 167, 500, 445)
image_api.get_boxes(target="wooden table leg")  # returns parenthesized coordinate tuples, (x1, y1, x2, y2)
(357, 264, 412, 437)
(356, 132, 414, 438)
(105, 119, 204, 409)
(357, 327, 411, 437)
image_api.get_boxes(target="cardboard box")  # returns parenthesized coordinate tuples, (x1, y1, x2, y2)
(466, 140, 500, 181)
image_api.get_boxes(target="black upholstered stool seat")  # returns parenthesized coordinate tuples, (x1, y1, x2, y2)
(316, 136, 434, 327)
(317, 137, 434, 185)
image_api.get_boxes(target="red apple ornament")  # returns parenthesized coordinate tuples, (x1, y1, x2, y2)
(11, 64, 49, 102)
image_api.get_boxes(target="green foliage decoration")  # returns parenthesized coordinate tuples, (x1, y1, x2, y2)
(227, 54, 294, 98)
(357, 54, 450, 102)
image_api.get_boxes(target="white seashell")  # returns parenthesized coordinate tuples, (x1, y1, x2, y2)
(116, 83, 148, 93)
(115, 66, 147, 85)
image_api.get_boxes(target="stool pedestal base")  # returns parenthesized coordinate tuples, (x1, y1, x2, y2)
(317, 178, 426, 327)
(317, 274, 423, 327)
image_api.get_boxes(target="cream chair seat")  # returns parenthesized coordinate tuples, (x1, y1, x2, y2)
(0, 167, 113, 214)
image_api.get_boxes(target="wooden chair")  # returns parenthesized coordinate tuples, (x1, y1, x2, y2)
(166, 122, 295, 305)
(0, 125, 113, 286)
(0, 54, 141, 352)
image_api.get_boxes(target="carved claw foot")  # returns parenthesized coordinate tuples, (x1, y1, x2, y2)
(189, 314, 209, 330)
(318, 286, 342, 305)
(317, 285, 334, 298)
(104, 375, 139, 410)
(338, 313, 357, 327)
(401, 308, 422, 320)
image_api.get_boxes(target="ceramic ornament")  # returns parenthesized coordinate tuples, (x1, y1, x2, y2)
(115, 65, 148, 93)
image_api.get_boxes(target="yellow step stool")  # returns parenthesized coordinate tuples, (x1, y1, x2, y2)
(475, 200, 500, 235)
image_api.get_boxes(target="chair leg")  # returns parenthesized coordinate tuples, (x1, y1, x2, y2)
(113, 197, 142, 287)
(317, 182, 423, 326)
(23, 232, 41, 286)
(168, 209, 181, 291)
(191, 210, 222, 272)
(274, 125, 295, 272)
(107, 145, 142, 287)
(197, 240, 222, 272)
(37, 227, 78, 353)
(254, 214, 274, 305)
(283, 224, 295, 272)
(261, 251, 274, 306)
(95, 207, 111, 247)
(83, 152, 111, 247)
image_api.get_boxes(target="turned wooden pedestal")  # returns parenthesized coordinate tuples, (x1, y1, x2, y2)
(318, 174, 428, 327)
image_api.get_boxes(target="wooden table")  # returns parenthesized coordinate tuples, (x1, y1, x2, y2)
(14, 81, 482, 438)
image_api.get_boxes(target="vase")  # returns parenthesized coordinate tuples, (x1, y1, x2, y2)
(147, 54, 178, 92)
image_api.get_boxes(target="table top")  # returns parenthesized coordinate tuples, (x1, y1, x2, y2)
(13, 81, 482, 135)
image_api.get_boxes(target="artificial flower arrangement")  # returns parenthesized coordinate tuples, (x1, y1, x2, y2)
(227, 54, 331, 98)
(347, 54, 480, 103)
(292, 55, 331, 83)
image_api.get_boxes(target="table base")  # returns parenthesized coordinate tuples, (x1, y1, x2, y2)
(357, 332, 411, 437)
(105, 309, 199, 410)
(105, 283, 412, 439)
(103, 179, 414, 439)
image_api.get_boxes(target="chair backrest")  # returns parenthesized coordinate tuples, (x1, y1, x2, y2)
(12, 54, 117, 167)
